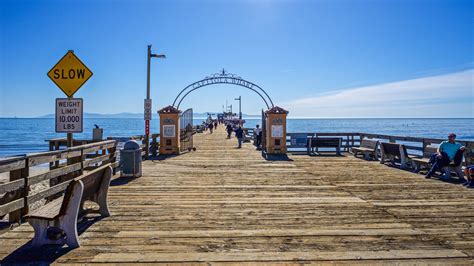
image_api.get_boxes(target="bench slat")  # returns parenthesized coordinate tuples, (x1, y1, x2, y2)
(25, 197, 63, 220)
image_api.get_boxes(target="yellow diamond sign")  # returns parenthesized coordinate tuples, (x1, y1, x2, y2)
(47, 51, 93, 97)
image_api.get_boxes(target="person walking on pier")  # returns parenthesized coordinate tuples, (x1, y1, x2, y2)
(208, 122, 214, 134)
(214, 121, 218, 130)
(226, 123, 233, 138)
(425, 133, 466, 179)
(254, 124, 262, 149)
(235, 125, 244, 148)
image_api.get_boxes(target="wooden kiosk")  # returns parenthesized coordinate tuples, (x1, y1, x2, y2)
(158, 105, 181, 155)
(264, 106, 288, 154)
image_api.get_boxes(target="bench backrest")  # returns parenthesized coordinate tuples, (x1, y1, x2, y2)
(309, 137, 341, 147)
(381, 142, 402, 156)
(423, 145, 438, 158)
(74, 164, 112, 201)
(466, 143, 474, 166)
(360, 139, 379, 150)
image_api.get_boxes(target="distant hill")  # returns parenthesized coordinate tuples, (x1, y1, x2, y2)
(36, 112, 260, 119)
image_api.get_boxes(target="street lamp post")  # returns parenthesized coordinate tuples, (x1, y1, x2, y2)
(235, 96, 242, 120)
(145, 44, 165, 159)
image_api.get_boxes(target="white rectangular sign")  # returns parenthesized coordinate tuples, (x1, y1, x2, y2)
(56, 98, 83, 133)
(144, 99, 152, 120)
(163, 125, 175, 138)
(271, 125, 283, 138)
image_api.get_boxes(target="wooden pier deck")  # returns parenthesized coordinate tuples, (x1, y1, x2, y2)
(1, 126, 474, 264)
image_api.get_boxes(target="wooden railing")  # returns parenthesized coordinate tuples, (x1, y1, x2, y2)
(287, 132, 474, 165)
(287, 132, 360, 152)
(107, 133, 160, 158)
(0, 140, 118, 223)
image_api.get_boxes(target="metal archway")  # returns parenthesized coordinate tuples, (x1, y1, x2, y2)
(173, 69, 274, 109)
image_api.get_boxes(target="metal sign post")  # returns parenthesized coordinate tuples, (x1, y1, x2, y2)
(145, 45, 165, 158)
(48, 50, 92, 147)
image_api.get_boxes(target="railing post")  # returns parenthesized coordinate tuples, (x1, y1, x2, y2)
(9, 157, 29, 223)
(80, 148, 84, 173)
(107, 141, 117, 174)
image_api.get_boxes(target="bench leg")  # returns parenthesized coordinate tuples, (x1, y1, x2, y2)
(28, 219, 51, 247)
(443, 166, 465, 180)
(454, 166, 465, 180)
(362, 151, 371, 160)
(400, 151, 411, 170)
(60, 181, 84, 248)
(380, 154, 385, 164)
(412, 162, 421, 173)
(96, 166, 112, 217)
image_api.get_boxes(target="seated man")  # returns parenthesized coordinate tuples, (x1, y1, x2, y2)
(425, 133, 466, 179)
(463, 166, 474, 188)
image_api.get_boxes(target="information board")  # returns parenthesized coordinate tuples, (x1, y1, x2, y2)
(163, 125, 176, 138)
(271, 125, 283, 138)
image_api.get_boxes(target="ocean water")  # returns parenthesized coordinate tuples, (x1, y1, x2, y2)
(0, 118, 472, 157)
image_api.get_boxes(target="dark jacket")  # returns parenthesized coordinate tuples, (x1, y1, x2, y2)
(235, 127, 244, 138)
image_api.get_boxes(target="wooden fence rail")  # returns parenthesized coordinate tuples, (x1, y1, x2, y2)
(0, 140, 118, 223)
(287, 132, 474, 166)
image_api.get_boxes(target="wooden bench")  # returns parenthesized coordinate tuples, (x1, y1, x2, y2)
(409, 145, 438, 173)
(307, 137, 342, 156)
(351, 138, 379, 160)
(410, 145, 464, 178)
(25, 164, 112, 248)
(380, 142, 410, 169)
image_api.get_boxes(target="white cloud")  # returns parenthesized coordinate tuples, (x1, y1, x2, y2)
(285, 69, 474, 118)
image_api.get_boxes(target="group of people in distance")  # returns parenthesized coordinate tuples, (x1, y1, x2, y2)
(224, 120, 245, 148)
(220, 120, 263, 150)
(425, 133, 473, 188)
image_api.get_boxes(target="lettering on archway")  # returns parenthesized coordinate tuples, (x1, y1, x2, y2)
(172, 70, 274, 109)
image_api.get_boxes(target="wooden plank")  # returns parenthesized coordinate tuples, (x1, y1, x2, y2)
(28, 162, 82, 186)
(0, 157, 25, 173)
(0, 179, 25, 194)
(83, 142, 116, 154)
(83, 154, 110, 168)
(91, 249, 467, 263)
(59, 150, 82, 160)
(114, 228, 423, 238)
(0, 198, 24, 217)
(27, 151, 61, 166)
(26, 180, 71, 205)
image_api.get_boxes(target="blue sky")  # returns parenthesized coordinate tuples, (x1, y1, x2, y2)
(0, 0, 473, 118)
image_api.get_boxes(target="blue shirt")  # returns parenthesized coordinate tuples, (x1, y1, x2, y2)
(439, 141, 462, 160)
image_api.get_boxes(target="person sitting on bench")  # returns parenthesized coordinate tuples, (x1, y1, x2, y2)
(425, 133, 465, 179)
